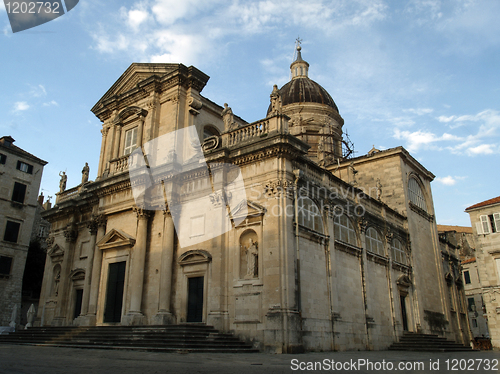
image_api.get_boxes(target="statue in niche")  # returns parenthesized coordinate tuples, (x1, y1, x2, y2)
(58, 171, 67, 193)
(81, 162, 90, 184)
(54, 270, 60, 296)
(245, 238, 258, 278)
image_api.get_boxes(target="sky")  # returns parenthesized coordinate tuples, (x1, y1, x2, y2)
(1, 0, 499, 226)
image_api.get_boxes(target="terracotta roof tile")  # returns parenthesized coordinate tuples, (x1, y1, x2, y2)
(466, 196, 500, 211)
(462, 257, 476, 264)
(436, 224, 473, 234)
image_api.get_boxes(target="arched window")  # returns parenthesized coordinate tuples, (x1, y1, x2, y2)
(391, 238, 406, 264)
(408, 177, 427, 212)
(203, 125, 219, 140)
(334, 214, 357, 246)
(297, 197, 323, 233)
(365, 227, 384, 256)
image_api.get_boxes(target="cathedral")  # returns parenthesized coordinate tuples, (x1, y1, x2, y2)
(36, 46, 469, 352)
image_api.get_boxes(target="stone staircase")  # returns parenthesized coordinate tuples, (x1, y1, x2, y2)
(0, 324, 258, 353)
(388, 332, 475, 352)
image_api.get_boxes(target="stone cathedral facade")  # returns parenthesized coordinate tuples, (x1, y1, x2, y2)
(36, 48, 469, 352)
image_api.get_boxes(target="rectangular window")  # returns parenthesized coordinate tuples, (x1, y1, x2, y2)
(467, 297, 475, 312)
(0, 153, 6, 164)
(4, 221, 21, 243)
(493, 213, 500, 233)
(480, 215, 491, 234)
(11, 182, 27, 204)
(123, 127, 138, 155)
(0, 256, 13, 276)
(463, 270, 471, 284)
(489, 214, 498, 233)
(16, 160, 33, 174)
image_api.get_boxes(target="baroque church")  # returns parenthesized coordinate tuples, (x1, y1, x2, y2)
(36, 45, 469, 352)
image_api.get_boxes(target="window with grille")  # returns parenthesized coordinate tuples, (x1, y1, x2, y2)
(123, 127, 138, 155)
(366, 227, 384, 256)
(408, 177, 427, 212)
(334, 214, 357, 246)
(297, 197, 323, 233)
(391, 238, 406, 264)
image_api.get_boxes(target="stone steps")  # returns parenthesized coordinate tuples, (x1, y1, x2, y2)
(0, 324, 259, 353)
(388, 332, 475, 352)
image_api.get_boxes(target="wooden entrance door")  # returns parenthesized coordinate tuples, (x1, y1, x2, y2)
(187, 276, 204, 322)
(400, 294, 409, 331)
(73, 289, 83, 319)
(104, 261, 126, 323)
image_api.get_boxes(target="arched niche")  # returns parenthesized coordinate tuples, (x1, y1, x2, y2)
(239, 229, 259, 279)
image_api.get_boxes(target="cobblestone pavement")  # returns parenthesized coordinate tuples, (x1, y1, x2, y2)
(1, 345, 500, 374)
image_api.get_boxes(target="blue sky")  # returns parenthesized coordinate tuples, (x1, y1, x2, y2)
(1, 0, 499, 226)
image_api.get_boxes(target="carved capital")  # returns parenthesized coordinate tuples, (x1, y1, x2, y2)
(209, 190, 231, 207)
(133, 207, 153, 220)
(357, 218, 368, 233)
(88, 214, 107, 235)
(264, 179, 293, 198)
(64, 225, 78, 243)
(385, 231, 394, 244)
(45, 236, 55, 247)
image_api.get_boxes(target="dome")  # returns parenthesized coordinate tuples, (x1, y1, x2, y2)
(267, 45, 339, 115)
(277, 77, 338, 112)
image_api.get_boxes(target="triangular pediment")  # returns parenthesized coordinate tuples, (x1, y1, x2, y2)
(48, 244, 64, 258)
(97, 228, 136, 250)
(232, 200, 266, 220)
(91, 63, 180, 113)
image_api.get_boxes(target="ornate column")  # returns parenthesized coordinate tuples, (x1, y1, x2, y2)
(137, 115, 145, 148)
(154, 209, 175, 324)
(74, 215, 106, 326)
(124, 207, 151, 325)
(86, 215, 107, 325)
(113, 125, 122, 160)
(52, 224, 78, 326)
(98, 126, 109, 177)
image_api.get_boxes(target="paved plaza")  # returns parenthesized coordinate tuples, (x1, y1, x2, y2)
(1, 345, 499, 374)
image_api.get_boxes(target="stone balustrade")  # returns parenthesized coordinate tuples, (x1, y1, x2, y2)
(55, 186, 80, 204)
(110, 155, 129, 175)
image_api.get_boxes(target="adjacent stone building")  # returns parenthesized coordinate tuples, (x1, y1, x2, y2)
(0, 136, 47, 327)
(36, 47, 468, 351)
(466, 196, 500, 347)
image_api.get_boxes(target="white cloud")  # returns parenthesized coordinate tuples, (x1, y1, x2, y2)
(404, 108, 433, 116)
(43, 100, 58, 107)
(435, 176, 456, 186)
(393, 129, 461, 152)
(13, 101, 29, 112)
(435, 175, 462, 186)
(88, 0, 389, 65)
(30, 84, 47, 97)
(467, 144, 495, 155)
(437, 115, 455, 123)
(127, 8, 149, 30)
